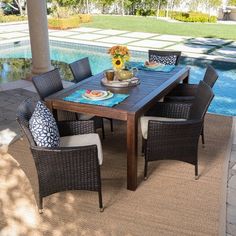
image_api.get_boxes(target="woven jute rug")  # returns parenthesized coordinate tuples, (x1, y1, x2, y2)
(0, 114, 233, 236)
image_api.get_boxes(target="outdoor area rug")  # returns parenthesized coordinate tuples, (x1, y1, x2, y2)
(0, 113, 233, 235)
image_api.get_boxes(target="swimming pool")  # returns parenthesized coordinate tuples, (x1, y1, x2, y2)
(0, 40, 236, 116)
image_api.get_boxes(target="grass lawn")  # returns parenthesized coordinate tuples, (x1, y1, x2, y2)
(83, 15, 236, 40)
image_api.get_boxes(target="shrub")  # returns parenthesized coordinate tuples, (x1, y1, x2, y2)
(158, 10, 179, 18)
(135, 9, 180, 18)
(172, 11, 217, 23)
(79, 14, 92, 23)
(0, 15, 26, 23)
(135, 9, 156, 16)
(51, 6, 74, 18)
(48, 16, 80, 30)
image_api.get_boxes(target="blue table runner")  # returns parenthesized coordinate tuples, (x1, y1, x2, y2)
(64, 89, 129, 107)
(127, 62, 175, 72)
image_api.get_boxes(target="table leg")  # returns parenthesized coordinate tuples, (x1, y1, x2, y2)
(127, 114, 138, 191)
(183, 75, 189, 84)
(45, 101, 58, 120)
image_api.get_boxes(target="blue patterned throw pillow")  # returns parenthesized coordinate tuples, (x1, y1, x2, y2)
(150, 55, 177, 65)
(29, 101, 60, 147)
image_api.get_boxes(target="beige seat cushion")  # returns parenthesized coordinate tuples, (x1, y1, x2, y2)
(78, 114, 94, 120)
(60, 133, 103, 165)
(140, 116, 186, 139)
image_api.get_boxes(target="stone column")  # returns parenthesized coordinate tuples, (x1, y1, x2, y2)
(27, 0, 53, 77)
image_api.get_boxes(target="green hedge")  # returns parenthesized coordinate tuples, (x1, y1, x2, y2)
(135, 9, 156, 16)
(173, 12, 217, 23)
(135, 9, 180, 18)
(79, 14, 92, 23)
(0, 15, 26, 23)
(48, 16, 80, 30)
(135, 9, 216, 23)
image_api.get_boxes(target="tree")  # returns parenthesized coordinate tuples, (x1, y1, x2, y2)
(204, 0, 221, 15)
(2, 0, 26, 15)
(91, 0, 115, 14)
(228, 0, 236, 5)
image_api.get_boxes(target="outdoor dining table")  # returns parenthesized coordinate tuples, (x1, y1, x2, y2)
(45, 66, 190, 191)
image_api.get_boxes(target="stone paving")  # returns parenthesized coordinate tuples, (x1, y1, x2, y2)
(0, 21, 236, 235)
(0, 21, 235, 62)
(227, 122, 236, 236)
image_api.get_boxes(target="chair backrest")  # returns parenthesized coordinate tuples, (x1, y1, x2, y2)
(16, 98, 36, 146)
(32, 68, 63, 100)
(148, 50, 181, 65)
(203, 65, 218, 88)
(69, 57, 92, 83)
(188, 81, 214, 120)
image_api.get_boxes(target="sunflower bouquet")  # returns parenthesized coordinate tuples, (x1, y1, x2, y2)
(108, 45, 130, 70)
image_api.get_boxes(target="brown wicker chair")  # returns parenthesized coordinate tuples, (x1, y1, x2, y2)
(148, 50, 181, 65)
(69, 58, 114, 133)
(141, 81, 214, 180)
(69, 57, 92, 83)
(165, 65, 218, 102)
(32, 68, 105, 138)
(16, 98, 103, 213)
(164, 65, 218, 145)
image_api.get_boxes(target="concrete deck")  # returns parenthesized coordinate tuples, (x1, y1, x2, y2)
(0, 21, 235, 63)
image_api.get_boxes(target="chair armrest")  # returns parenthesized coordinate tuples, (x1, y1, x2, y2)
(146, 102, 191, 119)
(57, 120, 95, 136)
(30, 145, 100, 195)
(167, 84, 198, 97)
(146, 119, 203, 163)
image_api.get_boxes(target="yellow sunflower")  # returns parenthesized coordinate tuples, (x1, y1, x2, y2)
(112, 57, 124, 70)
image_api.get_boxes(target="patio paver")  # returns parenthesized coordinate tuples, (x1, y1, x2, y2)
(129, 39, 174, 48)
(214, 47, 236, 58)
(96, 36, 137, 44)
(49, 31, 79, 37)
(69, 27, 103, 32)
(166, 43, 215, 54)
(0, 32, 28, 39)
(68, 33, 107, 40)
(153, 34, 191, 42)
(188, 37, 232, 46)
(121, 32, 157, 38)
(227, 42, 236, 48)
(95, 29, 128, 35)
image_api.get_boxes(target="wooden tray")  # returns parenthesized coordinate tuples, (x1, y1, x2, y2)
(101, 77, 140, 88)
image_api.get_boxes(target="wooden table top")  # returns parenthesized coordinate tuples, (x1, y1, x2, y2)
(45, 66, 190, 121)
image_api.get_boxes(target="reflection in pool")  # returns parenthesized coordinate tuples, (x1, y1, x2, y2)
(0, 42, 236, 116)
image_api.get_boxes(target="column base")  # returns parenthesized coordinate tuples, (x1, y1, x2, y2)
(25, 65, 54, 80)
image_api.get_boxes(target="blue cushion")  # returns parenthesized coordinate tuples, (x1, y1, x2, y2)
(29, 101, 60, 147)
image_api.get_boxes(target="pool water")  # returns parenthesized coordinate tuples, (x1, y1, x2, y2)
(0, 41, 236, 116)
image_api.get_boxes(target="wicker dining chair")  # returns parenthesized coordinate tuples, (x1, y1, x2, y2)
(32, 68, 105, 137)
(148, 50, 181, 65)
(164, 65, 218, 146)
(69, 58, 114, 133)
(69, 57, 92, 83)
(165, 65, 218, 103)
(141, 81, 214, 180)
(16, 98, 104, 213)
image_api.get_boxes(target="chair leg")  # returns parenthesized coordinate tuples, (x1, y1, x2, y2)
(98, 189, 104, 212)
(101, 119, 105, 139)
(144, 160, 148, 180)
(141, 138, 146, 156)
(38, 197, 43, 214)
(201, 125, 205, 147)
(110, 119, 114, 132)
(195, 164, 199, 180)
